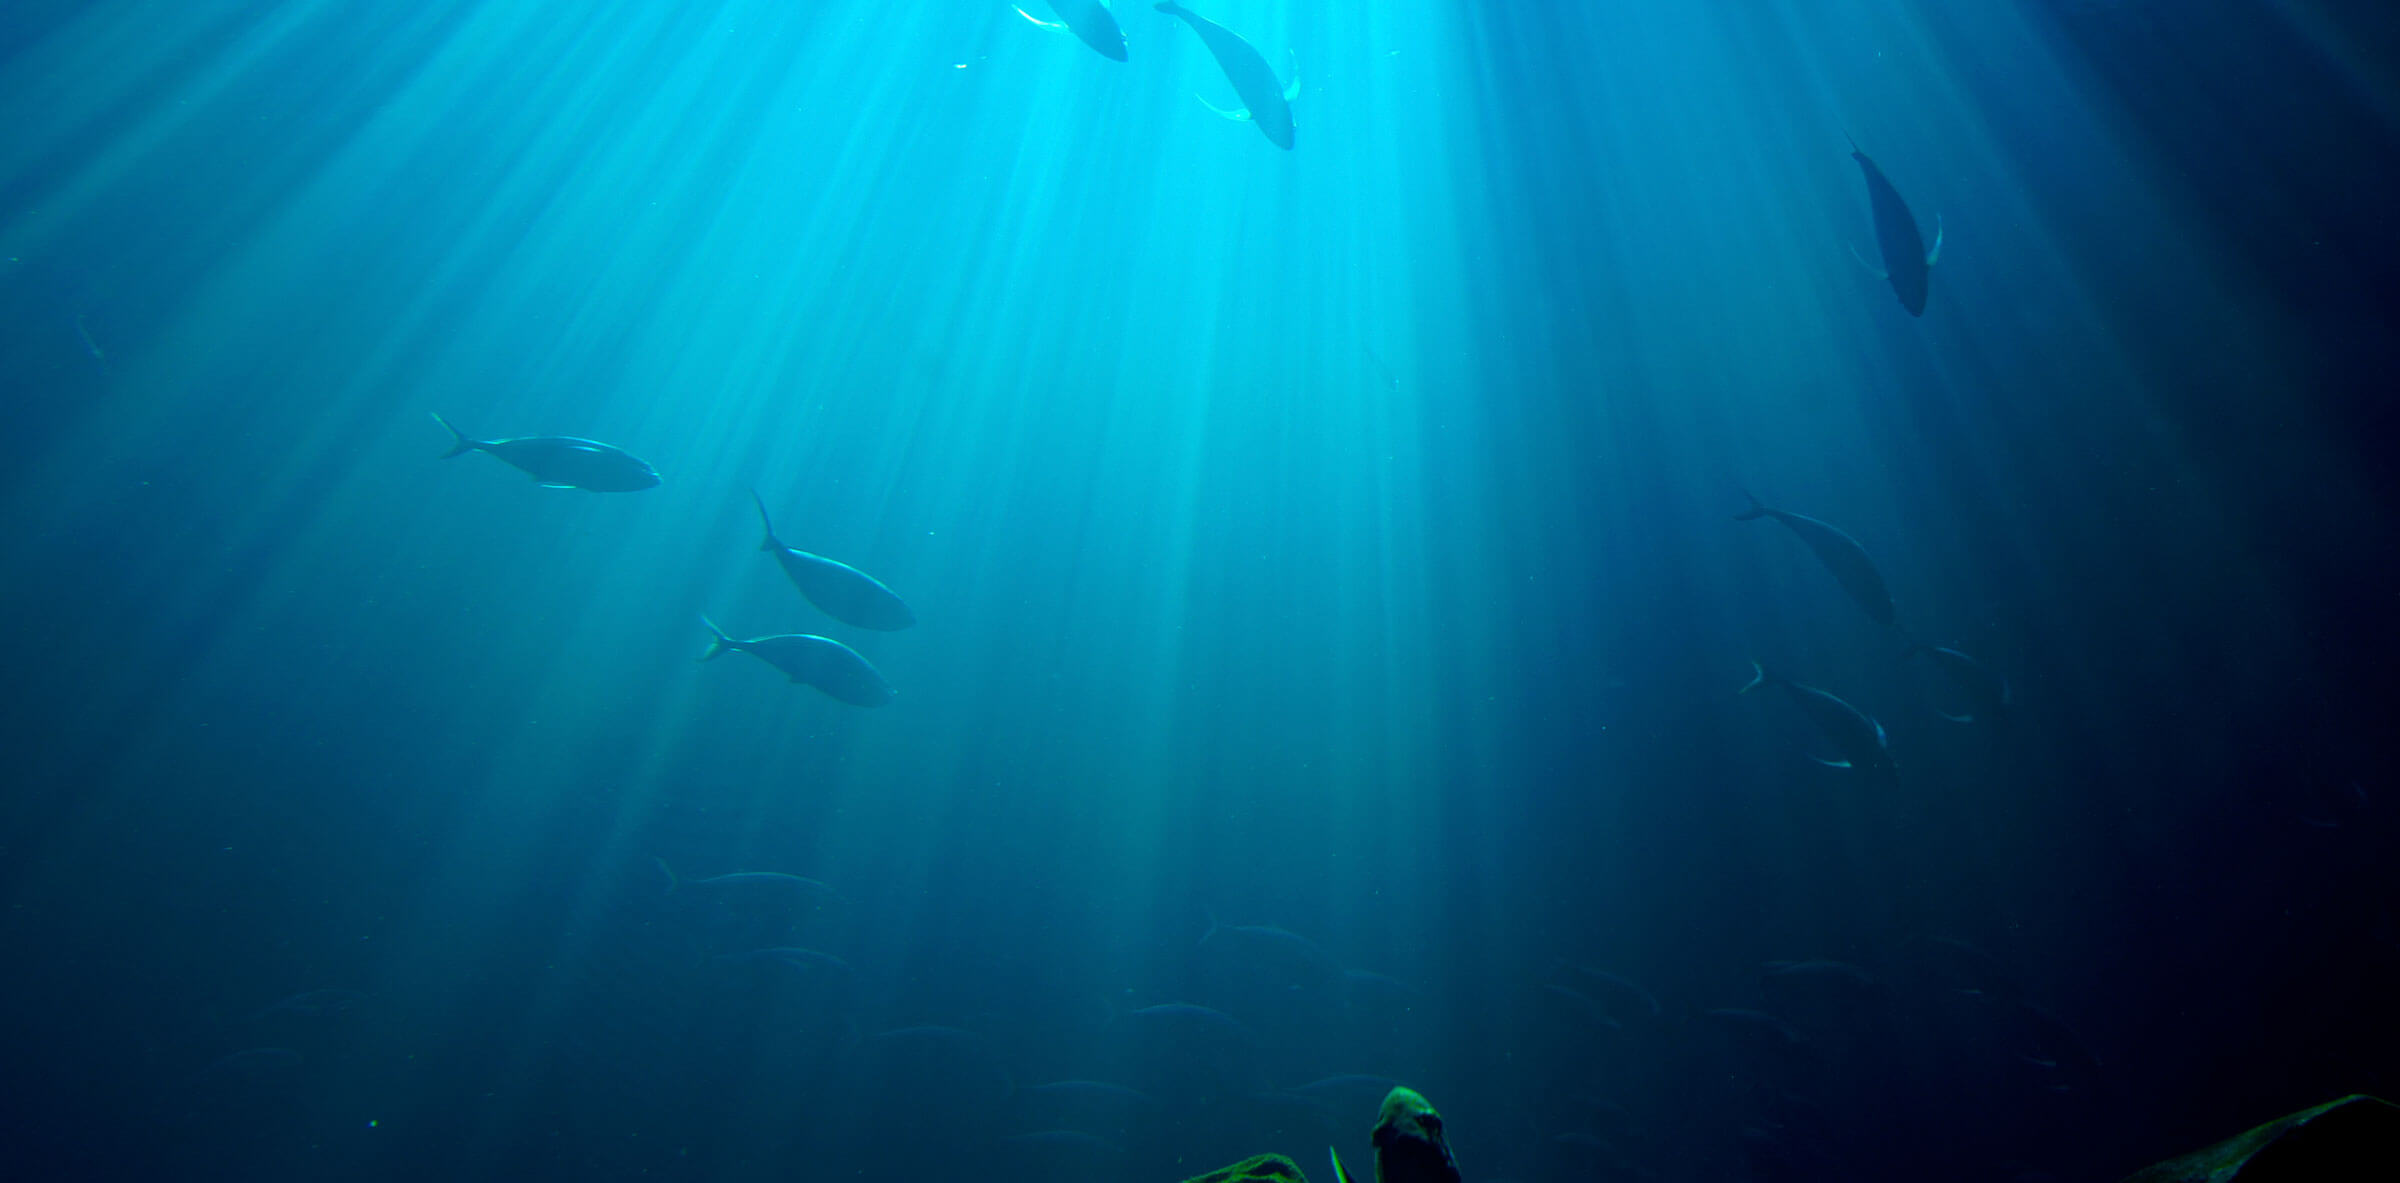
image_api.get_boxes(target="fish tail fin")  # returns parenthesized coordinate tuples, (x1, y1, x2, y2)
(1926, 214, 1944, 266)
(1733, 490, 1770, 521)
(1738, 660, 1770, 695)
(749, 489, 781, 552)
(430, 412, 478, 458)
(700, 615, 735, 661)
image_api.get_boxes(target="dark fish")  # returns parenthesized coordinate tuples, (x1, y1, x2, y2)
(1906, 643, 2012, 723)
(2297, 780, 2370, 829)
(1340, 968, 1421, 1001)
(1916, 935, 2021, 1001)
(1123, 1000, 1249, 1039)
(862, 1025, 1015, 1094)
(1735, 491, 1895, 625)
(700, 616, 894, 707)
(1025, 1079, 1157, 1106)
(1760, 959, 1877, 990)
(656, 860, 835, 896)
(1200, 915, 1341, 986)
(717, 946, 855, 975)
(430, 412, 659, 492)
(1703, 1008, 1820, 1068)
(1539, 983, 1623, 1031)
(752, 491, 914, 630)
(1559, 964, 1663, 1019)
(1740, 662, 1895, 782)
(1155, 2, 1297, 149)
(1848, 137, 1943, 315)
(244, 989, 368, 1022)
(865, 1024, 987, 1047)
(191, 1047, 302, 1084)
(1014, 0, 1127, 61)
(2014, 1001, 2102, 1081)
(1284, 1074, 1402, 1112)
(1003, 1130, 1124, 1154)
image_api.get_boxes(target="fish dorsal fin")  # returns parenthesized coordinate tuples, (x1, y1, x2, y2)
(1925, 213, 1944, 266)
(1012, 5, 1066, 30)
(1195, 92, 1252, 122)
(1847, 241, 1888, 280)
(1328, 1147, 1356, 1183)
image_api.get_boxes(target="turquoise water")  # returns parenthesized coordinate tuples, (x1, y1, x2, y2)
(4, 3, 2394, 1180)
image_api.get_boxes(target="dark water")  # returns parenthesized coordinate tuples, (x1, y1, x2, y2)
(3, 3, 2396, 1181)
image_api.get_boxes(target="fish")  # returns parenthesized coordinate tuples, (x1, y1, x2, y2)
(190, 1047, 303, 1084)
(429, 412, 659, 492)
(1847, 137, 1943, 316)
(1330, 1086, 1461, 1183)
(2297, 780, 2370, 829)
(1739, 662, 1895, 783)
(1025, 1079, 1157, 1106)
(655, 860, 835, 896)
(700, 616, 895, 706)
(1539, 984, 1623, 1032)
(243, 989, 369, 1022)
(1155, 2, 1298, 149)
(74, 311, 105, 370)
(1916, 935, 2022, 1001)
(1200, 914, 1341, 985)
(1340, 968, 1421, 1002)
(1285, 1074, 1404, 1111)
(1559, 964, 1663, 1019)
(1003, 1130, 1124, 1153)
(1013, 0, 1127, 61)
(751, 491, 914, 631)
(1906, 643, 2012, 723)
(1702, 1008, 1818, 1062)
(1122, 1000, 1250, 1039)
(1735, 491, 1896, 625)
(1760, 959, 1878, 990)
(2014, 1001, 2101, 1081)
(717, 946, 855, 975)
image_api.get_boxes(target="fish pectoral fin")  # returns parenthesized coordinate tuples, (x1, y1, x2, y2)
(1847, 241, 1888, 280)
(537, 482, 578, 489)
(1926, 214, 1944, 265)
(1283, 50, 1302, 100)
(1011, 5, 1067, 30)
(1811, 756, 1854, 769)
(1328, 1148, 1356, 1183)
(1195, 93, 1252, 121)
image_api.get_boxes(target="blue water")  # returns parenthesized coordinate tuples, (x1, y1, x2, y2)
(4, 3, 2396, 1180)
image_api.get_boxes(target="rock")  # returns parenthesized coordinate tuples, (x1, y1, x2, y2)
(2121, 1094, 2400, 1182)
(1180, 1153, 1309, 1183)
